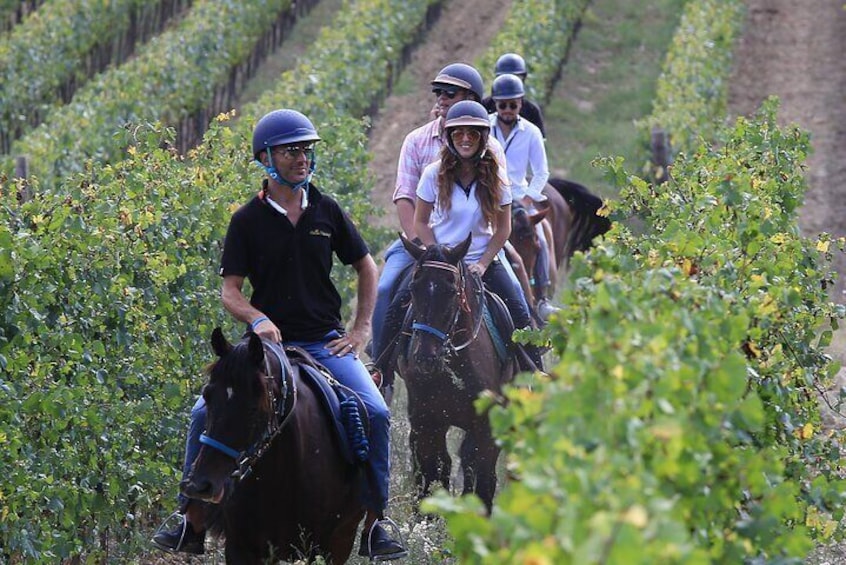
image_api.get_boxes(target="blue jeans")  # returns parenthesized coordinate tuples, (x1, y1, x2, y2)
(534, 231, 551, 290)
(499, 248, 531, 312)
(371, 239, 415, 365)
(483, 260, 533, 331)
(179, 331, 392, 514)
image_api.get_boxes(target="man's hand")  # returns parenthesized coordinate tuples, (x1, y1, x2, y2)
(328, 329, 366, 358)
(251, 318, 282, 343)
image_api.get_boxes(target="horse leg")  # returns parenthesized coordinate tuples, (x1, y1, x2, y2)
(224, 542, 264, 565)
(409, 419, 451, 504)
(326, 508, 364, 565)
(459, 424, 500, 514)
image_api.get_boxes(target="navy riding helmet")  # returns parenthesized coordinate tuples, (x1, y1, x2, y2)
(444, 100, 491, 159)
(252, 109, 320, 195)
(491, 73, 525, 100)
(431, 62, 485, 101)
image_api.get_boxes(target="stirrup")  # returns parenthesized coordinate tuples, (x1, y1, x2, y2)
(364, 517, 408, 562)
(150, 511, 189, 554)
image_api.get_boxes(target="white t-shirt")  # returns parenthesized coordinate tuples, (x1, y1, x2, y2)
(416, 160, 512, 263)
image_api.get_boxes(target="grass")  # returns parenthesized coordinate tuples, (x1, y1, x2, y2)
(543, 0, 688, 198)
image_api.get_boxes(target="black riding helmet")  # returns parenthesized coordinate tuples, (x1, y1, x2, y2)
(443, 100, 491, 159)
(494, 53, 527, 78)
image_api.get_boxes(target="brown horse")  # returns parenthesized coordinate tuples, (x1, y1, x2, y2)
(180, 329, 365, 564)
(397, 234, 514, 513)
(508, 204, 550, 304)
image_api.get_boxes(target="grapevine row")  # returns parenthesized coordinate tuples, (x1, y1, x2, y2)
(0, 0, 43, 35)
(0, 0, 193, 154)
(2, 0, 306, 188)
(0, 0, 453, 560)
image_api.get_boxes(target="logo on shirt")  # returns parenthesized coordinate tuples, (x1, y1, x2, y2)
(309, 229, 331, 238)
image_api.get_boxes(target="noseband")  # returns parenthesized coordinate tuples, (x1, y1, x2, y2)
(199, 342, 296, 481)
(411, 260, 483, 352)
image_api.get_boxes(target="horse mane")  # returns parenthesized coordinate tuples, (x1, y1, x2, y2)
(548, 177, 612, 253)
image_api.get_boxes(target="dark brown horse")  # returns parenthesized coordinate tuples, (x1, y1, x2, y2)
(509, 178, 611, 296)
(180, 329, 365, 564)
(397, 234, 514, 513)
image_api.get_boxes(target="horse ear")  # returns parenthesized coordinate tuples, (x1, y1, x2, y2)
(247, 332, 265, 367)
(211, 327, 231, 357)
(530, 208, 549, 224)
(447, 233, 472, 263)
(400, 232, 425, 261)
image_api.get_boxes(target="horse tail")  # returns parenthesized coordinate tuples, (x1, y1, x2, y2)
(548, 177, 611, 254)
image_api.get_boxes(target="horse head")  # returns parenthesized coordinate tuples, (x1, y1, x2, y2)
(401, 233, 472, 374)
(509, 204, 548, 287)
(181, 328, 285, 504)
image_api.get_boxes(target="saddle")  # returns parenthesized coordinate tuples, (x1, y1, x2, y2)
(274, 343, 371, 465)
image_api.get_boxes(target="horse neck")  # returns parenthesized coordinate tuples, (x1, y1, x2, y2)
(455, 262, 484, 338)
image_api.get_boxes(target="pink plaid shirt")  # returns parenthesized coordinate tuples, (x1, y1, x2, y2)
(392, 118, 507, 203)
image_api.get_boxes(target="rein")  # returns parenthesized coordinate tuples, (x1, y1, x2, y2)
(199, 342, 297, 481)
(411, 259, 483, 351)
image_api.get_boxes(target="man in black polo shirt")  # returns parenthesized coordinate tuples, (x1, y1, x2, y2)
(482, 52, 547, 138)
(152, 109, 407, 561)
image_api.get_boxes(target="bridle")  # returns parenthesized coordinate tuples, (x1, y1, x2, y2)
(410, 259, 483, 352)
(198, 341, 297, 481)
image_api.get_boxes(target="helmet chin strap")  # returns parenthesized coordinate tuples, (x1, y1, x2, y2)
(262, 149, 317, 210)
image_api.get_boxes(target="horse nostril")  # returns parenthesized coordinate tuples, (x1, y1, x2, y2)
(181, 477, 212, 498)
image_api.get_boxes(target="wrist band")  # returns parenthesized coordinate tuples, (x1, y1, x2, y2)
(250, 316, 269, 330)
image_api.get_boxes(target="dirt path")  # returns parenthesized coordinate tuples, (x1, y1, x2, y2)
(727, 0, 846, 301)
(365, 0, 513, 232)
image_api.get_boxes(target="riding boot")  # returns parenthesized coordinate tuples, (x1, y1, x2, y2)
(358, 518, 408, 560)
(151, 507, 206, 555)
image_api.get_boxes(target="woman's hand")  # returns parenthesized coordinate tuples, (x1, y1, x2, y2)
(467, 262, 487, 277)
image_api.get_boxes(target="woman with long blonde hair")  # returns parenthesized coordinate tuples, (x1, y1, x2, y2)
(414, 100, 543, 371)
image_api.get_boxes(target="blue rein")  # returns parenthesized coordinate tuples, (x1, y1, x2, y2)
(198, 341, 293, 478)
(411, 322, 449, 342)
(199, 433, 241, 460)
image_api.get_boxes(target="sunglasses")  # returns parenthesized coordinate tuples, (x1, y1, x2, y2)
(273, 144, 315, 160)
(497, 101, 520, 111)
(432, 88, 459, 99)
(450, 128, 482, 142)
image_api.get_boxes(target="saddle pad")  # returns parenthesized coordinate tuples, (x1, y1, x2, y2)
(284, 346, 370, 466)
(483, 289, 513, 363)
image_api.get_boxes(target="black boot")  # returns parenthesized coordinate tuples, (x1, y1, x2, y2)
(151, 512, 205, 555)
(358, 522, 408, 561)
